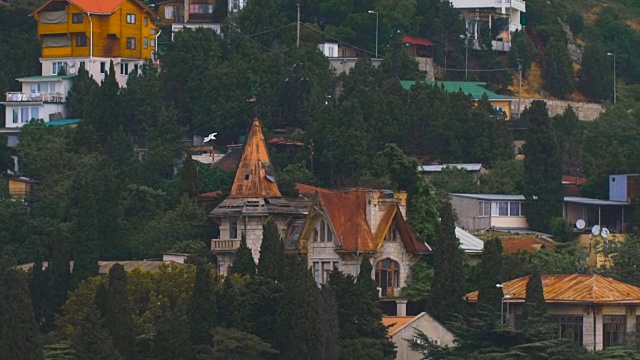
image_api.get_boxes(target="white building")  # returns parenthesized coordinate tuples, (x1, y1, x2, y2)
(1, 75, 74, 128)
(449, 0, 526, 51)
(40, 56, 150, 87)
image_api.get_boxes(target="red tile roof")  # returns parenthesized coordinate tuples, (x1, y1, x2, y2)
(295, 183, 332, 196)
(267, 137, 305, 147)
(501, 236, 554, 254)
(33, 0, 155, 16)
(403, 35, 434, 47)
(465, 274, 640, 304)
(562, 175, 587, 185)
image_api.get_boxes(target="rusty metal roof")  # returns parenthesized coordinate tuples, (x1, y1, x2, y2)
(501, 236, 554, 254)
(465, 274, 640, 304)
(229, 120, 282, 199)
(382, 316, 417, 336)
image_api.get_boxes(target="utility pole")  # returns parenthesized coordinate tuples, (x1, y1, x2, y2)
(517, 59, 522, 119)
(309, 140, 315, 174)
(296, 4, 300, 48)
(607, 52, 616, 104)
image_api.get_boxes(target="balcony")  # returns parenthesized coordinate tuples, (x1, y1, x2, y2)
(211, 239, 241, 251)
(5, 92, 65, 103)
(495, 0, 526, 12)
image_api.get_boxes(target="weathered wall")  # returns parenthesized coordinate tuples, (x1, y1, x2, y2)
(512, 98, 604, 121)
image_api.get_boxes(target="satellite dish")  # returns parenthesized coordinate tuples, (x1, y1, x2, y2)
(576, 219, 586, 230)
(591, 225, 601, 236)
(67, 59, 75, 66)
(601, 227, 611, 239)
(68, 67, 77, 74)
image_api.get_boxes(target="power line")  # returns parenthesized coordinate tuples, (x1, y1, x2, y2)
(245, 23, 295, 38)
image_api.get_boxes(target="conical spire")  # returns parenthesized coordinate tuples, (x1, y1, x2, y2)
(229, 120, 282, 198)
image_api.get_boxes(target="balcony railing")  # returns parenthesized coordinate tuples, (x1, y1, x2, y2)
(5, 92, 65, 103)
(211, 239, 241, 251)
(494, 0, 526, 12)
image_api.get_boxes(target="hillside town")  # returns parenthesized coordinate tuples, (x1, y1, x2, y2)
(2, 0, 640, 358)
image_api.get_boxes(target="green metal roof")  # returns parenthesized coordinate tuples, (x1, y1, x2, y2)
(16, 75, 75, 82)
(46, 119, 81, 127)
(400, 80, 513, 100)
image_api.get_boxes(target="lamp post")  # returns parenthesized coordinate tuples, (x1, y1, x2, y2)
(607, 52, 616, 104)
(497, 284, 511, 325)
(368, 10, 379, 58)
(460, 33, 469, 80)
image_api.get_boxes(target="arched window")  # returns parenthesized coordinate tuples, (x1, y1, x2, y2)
(375, 259, 400, 298)
(320, 219, 326, 242)
(385, 221, 397, 242)
(313, 228, 319, 242)
(326, 223, 333, 242)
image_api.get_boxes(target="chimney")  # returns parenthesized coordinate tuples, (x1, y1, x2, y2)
(394, 191, 408, 218)
(396, 299, 407, 316)
(365, 191, 380, 229)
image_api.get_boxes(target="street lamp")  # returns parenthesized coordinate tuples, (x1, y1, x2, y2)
(607, 52, 616, 104)
(368, 10, 379, 58)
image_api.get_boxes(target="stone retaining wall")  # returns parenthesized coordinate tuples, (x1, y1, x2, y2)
(512, 98, 604, 121)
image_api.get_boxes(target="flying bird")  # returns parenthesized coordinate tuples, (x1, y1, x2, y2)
(203, 132, 217, 142)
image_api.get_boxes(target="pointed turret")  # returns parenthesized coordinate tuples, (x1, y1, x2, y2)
(229, 120, 282, 198)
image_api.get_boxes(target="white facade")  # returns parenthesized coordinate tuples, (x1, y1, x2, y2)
(449, 0, 525, 52)
(2, 76, 73, 128)
(171, 23, 221, 41)
(40, 57, 145, 87)
(317, 42, 339, 58)
(228, 0, 248, 13)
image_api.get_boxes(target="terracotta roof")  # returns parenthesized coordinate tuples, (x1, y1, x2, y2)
(501, 236, 553, 254)
(33, 0, 156, 16)
(562, 175, 587, 185)
(198, 190, 223, 199)
(382, 316, 416, 336)
(402, 35, 434, 47)
(228, 120, 282, 199)
(267, 137, 304, 147)
(465, 274, 640, 304)
(295, 183, 332, 196)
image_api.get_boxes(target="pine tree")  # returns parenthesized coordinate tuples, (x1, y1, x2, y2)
(428, 200, 466, 323)
(188, 255, 217, 349)
(0, 269, 44, 359)
(230, 233, 256, 276)
(476, 237, 504, 318)
(104, 264, 136, 360)
(610, 233, 640, 287)
(578, 41, 613, 101)
(70, 300, 122, 360)
(522, 100, 563, 233)
(257, 219, 286, 281)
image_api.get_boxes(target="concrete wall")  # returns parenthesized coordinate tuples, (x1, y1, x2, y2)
(449, 196, 490, 231)
(491, 216, 528, 228)
(392, 313, 456, 360)
(328, 58, 383, 75)
(513, 98, 604, 122)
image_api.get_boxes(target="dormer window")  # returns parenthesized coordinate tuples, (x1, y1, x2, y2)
(385, 221, 398, 242)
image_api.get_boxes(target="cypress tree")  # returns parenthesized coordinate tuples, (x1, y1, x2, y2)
(522, 100, 563, 233)
(45, 231, 72, 332)
(188, 255, 217, 349)
(476, 237, 504, 318)
(177, 154, 199, 198)
(578, 41, 612, 101)
(29, 256, 48, 330)
(321, 285, 341, 360)
(257, 219, 286, 281)
(0, 269, 44, 359)
(523, 269, 547, 321)
(230, 233, 255, 276)
(328, 270, 359, 340)
(543, 38, 574, 99)
(428, 200, 466, 323)
(104, 264, 136, 360)
(65, 63, 98, 119)
(152, 311, 193, 360)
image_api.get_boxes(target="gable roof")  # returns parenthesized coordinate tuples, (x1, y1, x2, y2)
(465, 274, 640, 304)
(382, 316, 416, 336)
(402, 35, 434, 47)
(229, 120, 282, 199)
(32, 0, 156, 16)
(456, 226, 484, 253)
(308, 189, 430, 253)
(295, 183, 332, 196)
(400, 80, 513, 101)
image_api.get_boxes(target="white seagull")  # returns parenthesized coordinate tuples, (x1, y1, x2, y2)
(203, 132, 217, 142)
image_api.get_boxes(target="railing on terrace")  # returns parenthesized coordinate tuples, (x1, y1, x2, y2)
(5, 92, 65, 103)
(210, 239, 241, 251)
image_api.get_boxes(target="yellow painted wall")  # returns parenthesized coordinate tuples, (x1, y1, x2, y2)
(491, 100, 512, 120)
(577, 233, 627, 269)
(36, 0, 158, 60)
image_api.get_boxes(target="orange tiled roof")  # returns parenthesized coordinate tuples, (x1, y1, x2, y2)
(465, 274, 640, 304)
(501, 236, 553, 254)
(295, 183, 332, 196)
(315, 189, 430, 253)
(229, 120, 282, 198)
(33, 0, 155, 16)
(382, 316, 416, 336)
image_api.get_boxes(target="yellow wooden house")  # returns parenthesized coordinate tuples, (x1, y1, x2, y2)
(31, 0, 159, 85)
